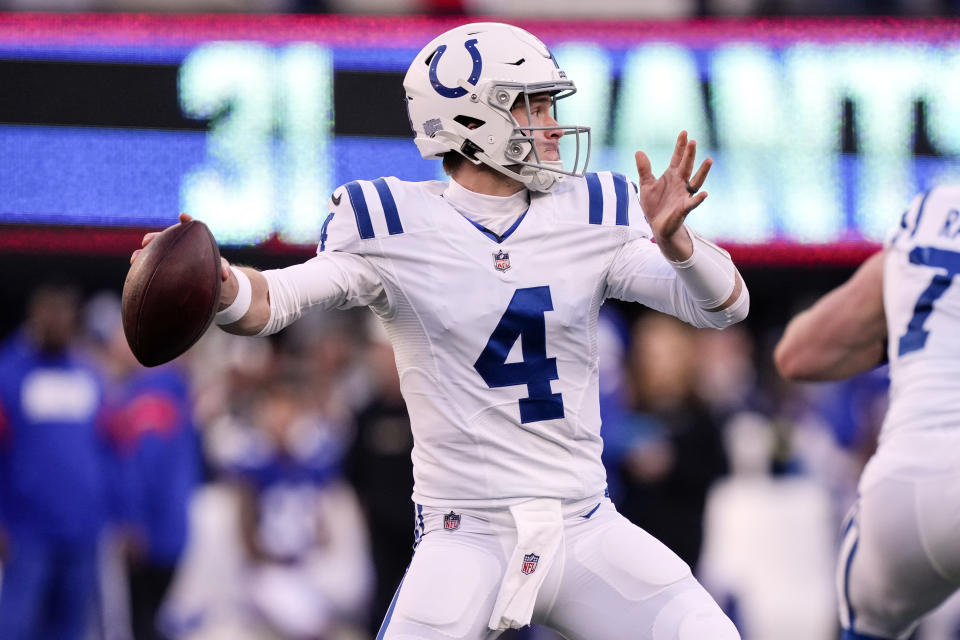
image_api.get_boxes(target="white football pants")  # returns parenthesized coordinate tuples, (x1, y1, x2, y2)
(377, 497, 740, 640)
(838, 431, 960, 640)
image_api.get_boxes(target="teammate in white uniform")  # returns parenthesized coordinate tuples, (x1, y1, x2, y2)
(776, 186, 960, 640)
(135, 22, 747, 640)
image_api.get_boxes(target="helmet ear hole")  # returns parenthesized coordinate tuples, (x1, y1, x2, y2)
(453, 115, 486, 130)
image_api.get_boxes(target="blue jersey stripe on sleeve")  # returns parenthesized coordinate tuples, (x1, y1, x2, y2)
(373, 177, 404, 235)
(345, 181, 375, 239)
(318, 211, 335, 252)
(612, 172, 629, 226)
(586, 173, 603, 224)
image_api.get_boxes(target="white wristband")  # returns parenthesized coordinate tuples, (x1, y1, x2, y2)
(215, 267, 252, 325)
(669, 227, 737, 310)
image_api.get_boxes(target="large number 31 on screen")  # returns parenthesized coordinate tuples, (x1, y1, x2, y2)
(899, 247, 960, 356)
(474, 287, 564, 424)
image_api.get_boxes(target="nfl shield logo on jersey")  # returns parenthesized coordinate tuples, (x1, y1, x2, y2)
(443, 511, 461, 531)
(493, 250, 511, 272)
(521, 553, 539, 575)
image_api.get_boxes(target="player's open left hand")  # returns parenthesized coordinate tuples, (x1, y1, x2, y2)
(635, 131, 712, 253)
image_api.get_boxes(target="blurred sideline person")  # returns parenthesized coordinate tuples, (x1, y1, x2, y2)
(91, 296, 202, 640)
(159, 358, 372, 639)
(775, 185, 960, 640)
(132, 22, 749, 639)
(229, 378, 372, 638)
(0, 282, 110, 640)
(611, 313, 728, 571)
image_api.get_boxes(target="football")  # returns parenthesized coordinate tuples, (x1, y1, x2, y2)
(122, 220, 222, 367)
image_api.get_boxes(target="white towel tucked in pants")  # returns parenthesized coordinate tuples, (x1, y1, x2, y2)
(487, 498, 564, 630)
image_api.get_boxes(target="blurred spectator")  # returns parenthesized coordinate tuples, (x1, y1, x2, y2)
(697, 412, 836, 640)
(186, 321, 276, 432)
(694, 324, 760, 419)
(693, 325, 889, 640)
(89, 293, 202, 640)
(766, 367, 887, 531)
(230, 377, 371, 638)
(607, 312, 728, 570)
(0, 282, 110, 640)
(280, 308, 375, 417)
(345, 318, 414, 634)
(167, 358, 372, 639)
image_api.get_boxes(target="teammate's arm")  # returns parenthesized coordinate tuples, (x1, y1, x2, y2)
(774, 250, 887, 382)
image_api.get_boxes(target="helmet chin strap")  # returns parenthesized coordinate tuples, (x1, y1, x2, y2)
(472, 150, 564, 193)
(520, 161, 564, 193)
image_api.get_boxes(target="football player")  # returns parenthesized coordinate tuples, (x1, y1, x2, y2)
(134, 22, 747, 640)
(775, 187, 960, 640)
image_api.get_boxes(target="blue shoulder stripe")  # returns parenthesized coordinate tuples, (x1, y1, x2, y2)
(373, 178, 404, 236)
(586, 172, 603, 224)
(344, 181, 374, 239)
(612, 172, 630, 226)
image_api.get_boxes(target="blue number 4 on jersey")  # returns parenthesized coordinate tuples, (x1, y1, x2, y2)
(474, 286, 565, 424)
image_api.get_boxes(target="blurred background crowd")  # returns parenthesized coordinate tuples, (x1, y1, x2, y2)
(2, 275, 957, 640)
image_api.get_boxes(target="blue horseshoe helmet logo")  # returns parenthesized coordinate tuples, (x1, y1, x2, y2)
(429, 38, 482, 98)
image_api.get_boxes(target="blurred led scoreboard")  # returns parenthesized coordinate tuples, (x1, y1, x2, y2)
(2, 14, 960, 262)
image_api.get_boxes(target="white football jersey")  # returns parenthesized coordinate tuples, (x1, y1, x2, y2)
(882, 185, 960, 438)
(289, 173, 733, 507)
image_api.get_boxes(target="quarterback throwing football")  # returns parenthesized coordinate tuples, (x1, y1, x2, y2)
(134, 22, 748, 640)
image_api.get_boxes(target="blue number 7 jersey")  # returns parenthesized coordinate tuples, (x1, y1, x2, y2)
(883, 185, 960, 437)
(319, 173, 713, 507)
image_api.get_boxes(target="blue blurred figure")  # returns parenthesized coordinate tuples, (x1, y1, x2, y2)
(0, 282, 109, 640)
(221, 376, 372, 637)
(93, 298, 202, 640)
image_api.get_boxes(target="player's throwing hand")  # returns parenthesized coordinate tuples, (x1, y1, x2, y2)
(129, 213, 235, 308)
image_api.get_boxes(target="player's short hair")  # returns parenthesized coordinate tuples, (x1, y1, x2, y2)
(442, 151, 466, 176)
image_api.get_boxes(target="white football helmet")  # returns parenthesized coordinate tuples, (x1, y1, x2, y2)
(403, 22, 591, 192)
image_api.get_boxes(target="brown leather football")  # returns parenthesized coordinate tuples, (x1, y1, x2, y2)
(121, 220, 222, 367)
